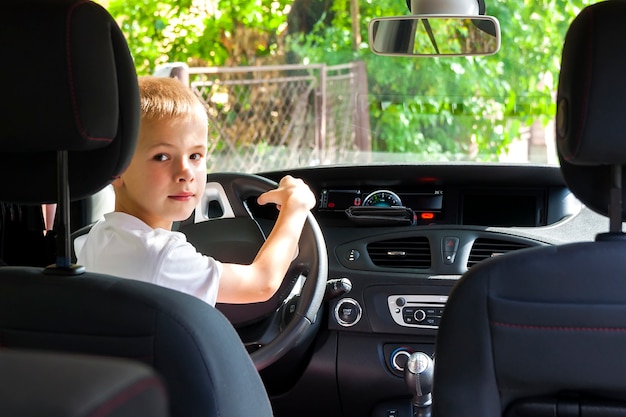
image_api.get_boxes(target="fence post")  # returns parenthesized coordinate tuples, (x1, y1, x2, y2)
(153, 62, 190, 87)
(353, 61, 371, 151)
(318, 65, 327, 156)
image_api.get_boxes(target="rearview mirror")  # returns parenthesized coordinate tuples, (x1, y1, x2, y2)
(369, 16, 500, 57)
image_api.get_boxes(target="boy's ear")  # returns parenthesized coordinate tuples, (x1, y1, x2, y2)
(111, 175, 123, 188)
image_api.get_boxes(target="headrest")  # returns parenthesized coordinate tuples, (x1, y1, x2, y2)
(0, 0, 139, 203)
(556, 0, 626, 219)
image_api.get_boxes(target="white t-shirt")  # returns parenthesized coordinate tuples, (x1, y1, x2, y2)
(76, 212, 223, 306)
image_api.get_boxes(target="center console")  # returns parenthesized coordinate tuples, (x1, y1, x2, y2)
(328, 280, 451, 417)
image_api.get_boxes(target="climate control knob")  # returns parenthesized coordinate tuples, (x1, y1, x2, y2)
(391, 348, 412, 372)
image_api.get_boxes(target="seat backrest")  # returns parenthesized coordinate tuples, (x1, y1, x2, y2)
(432, 2, 626, 416)
(0, 268, 274, 417)
(0, 2, 274, 417)
(0, 349, 168, 417)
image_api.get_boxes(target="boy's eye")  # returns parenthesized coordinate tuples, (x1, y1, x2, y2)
(153, 154, 169, 162)
(190, 153, 204, 161)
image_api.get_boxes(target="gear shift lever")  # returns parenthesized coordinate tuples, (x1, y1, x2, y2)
(404, 352, 434, 409)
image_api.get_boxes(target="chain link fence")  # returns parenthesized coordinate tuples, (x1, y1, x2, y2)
(158, 62, 370, 173)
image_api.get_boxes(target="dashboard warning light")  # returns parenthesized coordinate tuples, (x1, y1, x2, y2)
(421, 212, 435, 220)
(328, 202, 335, 208)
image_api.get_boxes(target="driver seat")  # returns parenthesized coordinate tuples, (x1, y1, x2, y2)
(432, 2, 626, 416)
(0, 1, 273, 417)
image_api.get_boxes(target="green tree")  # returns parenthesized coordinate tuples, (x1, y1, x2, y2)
(287, 0, 591, 159)
(106, 0, 593, 160)
(359, 0, 592, 159)
(108, 0, 292, 74)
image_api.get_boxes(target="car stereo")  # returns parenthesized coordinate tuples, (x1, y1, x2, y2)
(387, 294, 448, 329)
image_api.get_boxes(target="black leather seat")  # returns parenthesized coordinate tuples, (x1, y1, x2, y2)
(0, 349, 168, 417)
(0, 1, 273, 417)
(432, 2, 626, 417)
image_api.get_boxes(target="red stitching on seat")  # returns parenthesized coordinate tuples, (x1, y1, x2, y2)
(491, 321, 626, 333)
(66, 0, 114, 143)
(88, 376, 166, 417)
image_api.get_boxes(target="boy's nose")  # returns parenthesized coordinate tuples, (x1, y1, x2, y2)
(176, 161, 194, 182)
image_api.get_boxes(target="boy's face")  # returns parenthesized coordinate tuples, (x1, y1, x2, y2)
(113, 114, 208, 230)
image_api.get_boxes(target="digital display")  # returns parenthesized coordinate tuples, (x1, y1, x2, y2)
(402, 193, 443, 211)
(320, 190, 362, 210)
(320, 189, 443, 213)
(462, 193, 543, 226)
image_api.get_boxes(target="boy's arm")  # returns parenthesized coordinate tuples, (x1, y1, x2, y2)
(217, 176, 316, 304)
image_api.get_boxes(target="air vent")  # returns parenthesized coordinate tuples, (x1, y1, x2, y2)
(467, 238, 531, 268)
(367, 237, 431, 269)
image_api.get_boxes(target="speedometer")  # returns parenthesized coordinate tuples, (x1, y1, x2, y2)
(362, 190, 403, 207)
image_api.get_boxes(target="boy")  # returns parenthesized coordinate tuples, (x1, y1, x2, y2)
(76, 76, 316, 306)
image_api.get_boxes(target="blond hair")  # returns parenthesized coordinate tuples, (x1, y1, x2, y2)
(138, 76, 207, 123)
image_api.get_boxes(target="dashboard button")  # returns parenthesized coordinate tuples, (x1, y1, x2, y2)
(442, 237, 460, 264)
(443, 251, 456, 264)
(424, 317, 437, 326)
(334, 298, 362, 327)
(345, 249, 360, 262)
(413, 309, 427, 322)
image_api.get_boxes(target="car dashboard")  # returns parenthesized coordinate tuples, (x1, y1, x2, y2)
(254, 163, 606, 417)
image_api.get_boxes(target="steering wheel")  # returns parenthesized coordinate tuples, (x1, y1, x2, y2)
(178, 172, 328, 370)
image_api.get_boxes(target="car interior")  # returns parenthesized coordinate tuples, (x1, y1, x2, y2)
(0, 2, 272, 416)
(433, 2, 626, 416)
(1, 0, 623, 417)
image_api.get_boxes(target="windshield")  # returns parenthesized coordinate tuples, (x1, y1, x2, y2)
(103, 0, 593, 172)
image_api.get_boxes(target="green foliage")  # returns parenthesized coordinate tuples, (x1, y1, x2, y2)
(106, 0, 593, 160)
(285, 0, 592, 160)
(108, 0, 292, 74)
(369, 0, 588, 159)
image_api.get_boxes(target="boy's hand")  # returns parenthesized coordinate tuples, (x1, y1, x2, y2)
(256, 175, 316, 212)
